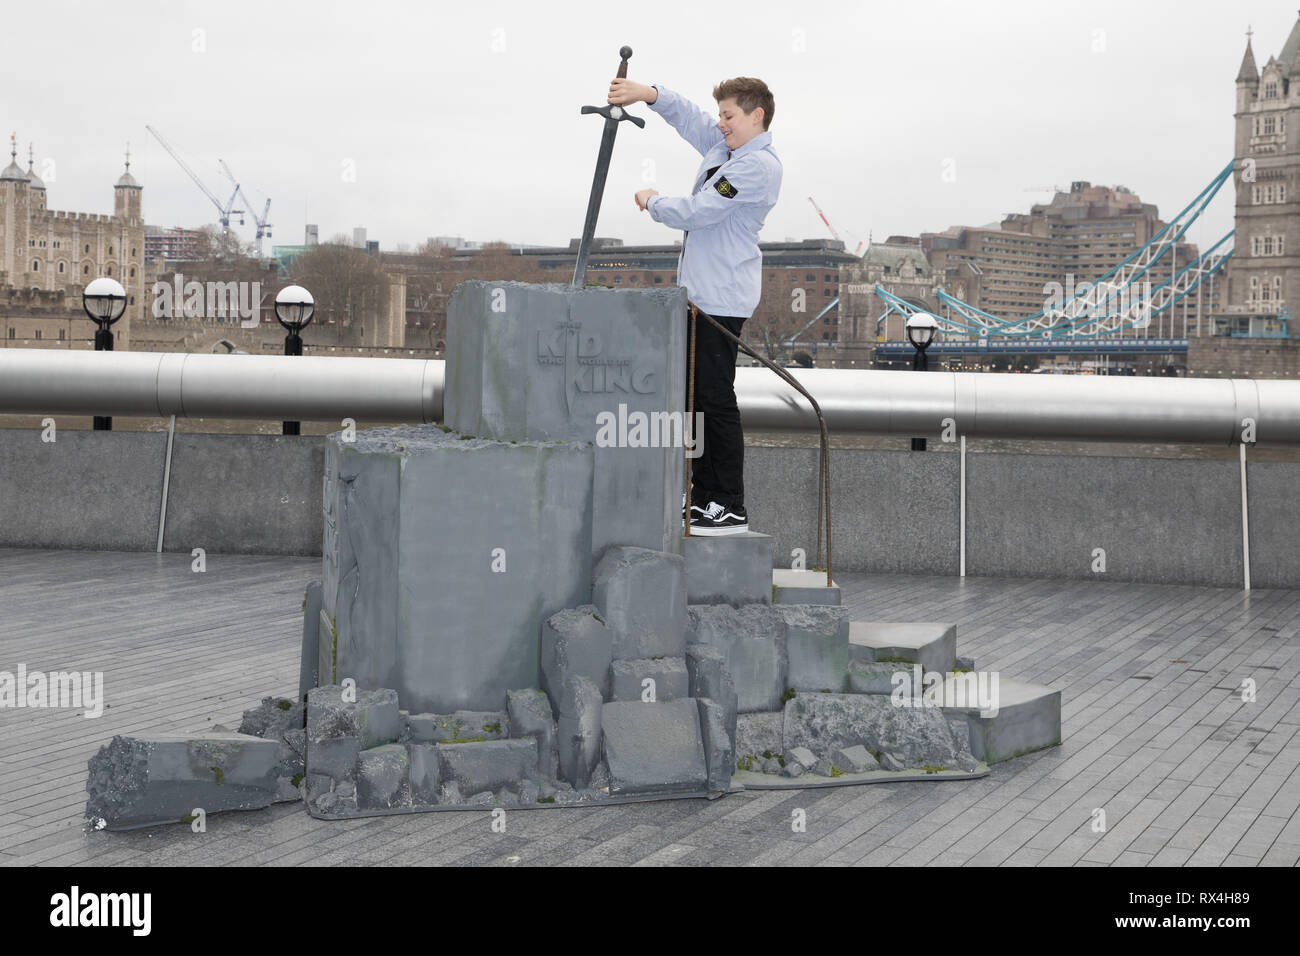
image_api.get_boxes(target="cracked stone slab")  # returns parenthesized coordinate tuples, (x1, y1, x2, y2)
(85, 733, 281, 830)
(601, 699, 707, 795)
(593, 547, 687, 660)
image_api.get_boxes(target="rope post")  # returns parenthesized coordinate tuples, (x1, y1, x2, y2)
(685, 304, 697, 538)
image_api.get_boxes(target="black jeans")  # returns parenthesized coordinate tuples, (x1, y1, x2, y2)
(686, 307, 747, 512)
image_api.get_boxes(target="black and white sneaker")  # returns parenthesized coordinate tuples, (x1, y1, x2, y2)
(690, 501, 748, 536)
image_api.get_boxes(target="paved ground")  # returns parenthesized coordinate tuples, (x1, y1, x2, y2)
(1, 546, 1297, 867)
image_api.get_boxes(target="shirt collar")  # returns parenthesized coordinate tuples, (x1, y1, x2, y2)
(730, 130, 772, 158)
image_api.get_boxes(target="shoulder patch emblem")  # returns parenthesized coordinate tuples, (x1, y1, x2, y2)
(713, 176, 739, 199)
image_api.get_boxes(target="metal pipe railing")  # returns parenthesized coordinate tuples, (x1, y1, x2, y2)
(1, 348, 1297, 445)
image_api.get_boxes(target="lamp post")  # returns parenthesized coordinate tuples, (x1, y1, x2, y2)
(82, 277, 127, 431)
(275, 285, 315, 435)
(906, 313, 938, 451)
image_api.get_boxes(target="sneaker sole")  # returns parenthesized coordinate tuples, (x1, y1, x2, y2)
(689, 523, 749, 536)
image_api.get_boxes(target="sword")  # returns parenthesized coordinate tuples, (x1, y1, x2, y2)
(572, 45, 645, 287)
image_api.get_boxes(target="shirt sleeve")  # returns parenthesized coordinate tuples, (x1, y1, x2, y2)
(647, 155, 772, 230)
(648, 84, 725, 157)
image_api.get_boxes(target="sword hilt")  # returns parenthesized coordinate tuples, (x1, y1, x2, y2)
(578, 45, 645, 128)
(580, 104, 645, 128)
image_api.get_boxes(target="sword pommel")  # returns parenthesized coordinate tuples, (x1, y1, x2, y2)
(616, 46, 632, 79)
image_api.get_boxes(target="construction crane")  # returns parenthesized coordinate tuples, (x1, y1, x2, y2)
(219, 159, 273, 258)
(808, 195, 867, 255)
(145, 125, 244, 235)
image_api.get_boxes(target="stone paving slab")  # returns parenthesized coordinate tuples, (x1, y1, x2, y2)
(2, 547, 1298, 866)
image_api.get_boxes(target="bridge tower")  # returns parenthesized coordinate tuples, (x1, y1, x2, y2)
(1229, 15, 1300, 336)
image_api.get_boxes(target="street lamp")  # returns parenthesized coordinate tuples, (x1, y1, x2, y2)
(906, 313, 939, 451)
(275, 285, 315, 435)
(82, 277, 127, 431)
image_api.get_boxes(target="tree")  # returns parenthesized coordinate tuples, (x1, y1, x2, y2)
(289, 238, 389, 326)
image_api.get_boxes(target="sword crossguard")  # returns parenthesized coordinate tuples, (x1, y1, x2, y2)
(580, 103, 645, 129)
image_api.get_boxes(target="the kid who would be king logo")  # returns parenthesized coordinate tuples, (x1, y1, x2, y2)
(537, 320, 656, 414)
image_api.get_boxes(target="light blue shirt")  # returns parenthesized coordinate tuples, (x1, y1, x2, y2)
(645, 84, 783, 318)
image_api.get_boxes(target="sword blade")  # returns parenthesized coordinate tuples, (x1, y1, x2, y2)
(572, 117, 621, 287)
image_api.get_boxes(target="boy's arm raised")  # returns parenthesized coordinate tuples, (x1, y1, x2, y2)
(608, 79, 724, 157)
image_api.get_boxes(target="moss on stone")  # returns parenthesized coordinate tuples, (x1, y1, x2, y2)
(275, 699, 292, 711)
(291, 773, 304, 788)
(780, 687, 796, 704)
(210, 766, 225, 785)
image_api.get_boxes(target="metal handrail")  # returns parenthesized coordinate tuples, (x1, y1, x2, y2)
(1, 347, 1298, 445)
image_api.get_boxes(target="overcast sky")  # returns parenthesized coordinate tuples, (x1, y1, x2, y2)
(8, 0, 1293, 256)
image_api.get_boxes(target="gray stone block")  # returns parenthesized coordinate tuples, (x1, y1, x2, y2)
(610, 657, 689, 701)
(684, 532, 773, 606)
(696, 698, 734, 792)
(408, 743, 441, 804)
(507, 689, 558, 781)
(812, 755, 836, 777)
(592, 547, 687, 659)
(761, 757, 782, 775)
(955, 656, 976, 671)
(848, 659, 903, 695)
(86, 733, 281, 830)
(734, 711, 784, 761)
(687, 604, 787, 713)
(601, 699, 708, 795)
(541, 604, 612, 703)
(878, 751, 905, 771)
(300, 581, 322, 702)
(832, 744, 878, 774)
(307, 685, 402, 750)
(785, 746, 817, 771)
(685, 643, 738, 763)
(445, 281, 687, 555)
(783, 693, 967, 770)
(771, 569, 841, 605)
(436, 738, 539, 795)
(238, 696, 304, 741)
(321, 425, 593, 713)
(556, 676, 602, 788)
(942, 678, 1061, 764)
(780, 605, 851, 693)
(307, 735, 361, 781)
(356, 744, 411, 809)
(847, 621, 957, 674)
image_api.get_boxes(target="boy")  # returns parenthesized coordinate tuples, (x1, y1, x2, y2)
(608, 75, 782, 535)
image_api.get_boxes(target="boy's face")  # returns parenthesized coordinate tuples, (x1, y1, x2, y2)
(716, 97, 764, 151)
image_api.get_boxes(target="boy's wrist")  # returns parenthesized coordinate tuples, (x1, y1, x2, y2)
(645, 83, 658, 105)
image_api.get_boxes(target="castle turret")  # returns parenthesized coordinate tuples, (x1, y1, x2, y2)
(113, 147, 142, 221)
(25, 144, 46, 211)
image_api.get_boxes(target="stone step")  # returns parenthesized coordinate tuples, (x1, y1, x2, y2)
(771, 569, 841, 606)
(848, 621, 957, 674)
(943, 678, 1061, 764)
(684, 531, 773, 606)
